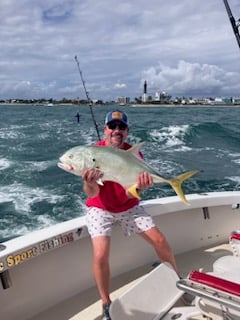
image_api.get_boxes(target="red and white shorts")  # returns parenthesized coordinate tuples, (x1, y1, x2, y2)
(86, 205, 155, 238)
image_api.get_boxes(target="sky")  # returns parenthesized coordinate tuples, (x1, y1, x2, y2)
(0, 0, 240, 101)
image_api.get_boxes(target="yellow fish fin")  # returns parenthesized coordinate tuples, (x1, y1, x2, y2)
(167, 170, 199, 205)
(127, 184, 141, 199)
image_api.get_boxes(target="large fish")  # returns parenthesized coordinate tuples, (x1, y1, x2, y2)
(58, 143, 199, 205)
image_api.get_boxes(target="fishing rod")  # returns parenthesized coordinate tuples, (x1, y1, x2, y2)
(74, 55, 101, 140)
(223, 0, 240, 49)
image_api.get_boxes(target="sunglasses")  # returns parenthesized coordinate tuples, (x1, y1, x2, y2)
(107, 122, 128, 130)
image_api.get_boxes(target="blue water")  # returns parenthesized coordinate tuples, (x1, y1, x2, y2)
(0, 104, 240, 242)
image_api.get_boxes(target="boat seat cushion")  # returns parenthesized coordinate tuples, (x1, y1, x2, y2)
(213, 255, 240, 282)
(110, 262, 182, 320)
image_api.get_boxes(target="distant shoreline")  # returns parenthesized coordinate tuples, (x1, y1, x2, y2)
(0, 103, 76, 106)
(1, 102, 240, 107)
(131, 103, 240, 107)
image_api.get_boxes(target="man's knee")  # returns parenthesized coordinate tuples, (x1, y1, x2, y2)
(94, 253, 108, 265)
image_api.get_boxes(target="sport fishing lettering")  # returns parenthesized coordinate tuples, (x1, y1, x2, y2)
(7, 247, 38, 267)
(2, 231, 75, 270)
(39, 232, 74, 253)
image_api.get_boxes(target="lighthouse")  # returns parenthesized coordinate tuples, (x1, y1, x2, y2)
(144, 80, 147, 94)
(142, 80, 147, 103)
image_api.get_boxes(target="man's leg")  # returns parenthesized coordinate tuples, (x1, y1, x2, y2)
(140, 226, 178, 273)
(91, 235, 112, 305)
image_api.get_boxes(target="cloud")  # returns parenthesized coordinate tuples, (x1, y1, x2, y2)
(141, 60, 240, 97)
(0, 0, 240, 100)
(114, 83, 127, 89)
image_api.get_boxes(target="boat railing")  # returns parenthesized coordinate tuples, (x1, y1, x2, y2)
(177, 270, 240, 312)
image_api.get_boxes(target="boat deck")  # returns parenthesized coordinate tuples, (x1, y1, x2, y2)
(30, 243, 233, 320)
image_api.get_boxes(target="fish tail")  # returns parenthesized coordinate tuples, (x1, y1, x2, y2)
(127, 184, 141, 199)
(167, 170, 199, 205)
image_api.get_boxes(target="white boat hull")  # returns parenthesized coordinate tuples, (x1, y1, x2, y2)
(0, 191, 240, 320)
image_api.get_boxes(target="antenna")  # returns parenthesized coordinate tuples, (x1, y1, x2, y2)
(74, 56, 101, 140)
(223, 0, 240, 48)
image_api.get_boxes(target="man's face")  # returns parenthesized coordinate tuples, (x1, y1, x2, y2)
(104, 121, 129, 148)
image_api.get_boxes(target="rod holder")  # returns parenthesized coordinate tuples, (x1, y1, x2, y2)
(0, 270, 12, 289)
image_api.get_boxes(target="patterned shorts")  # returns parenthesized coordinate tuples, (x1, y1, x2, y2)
(86, 205, 155, 237)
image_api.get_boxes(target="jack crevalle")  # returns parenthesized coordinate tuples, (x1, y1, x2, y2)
(58, 143, 199, 205)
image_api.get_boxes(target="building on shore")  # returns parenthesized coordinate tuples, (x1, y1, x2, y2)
(141, 80, 171, 104)
(117, 96, 130, 106)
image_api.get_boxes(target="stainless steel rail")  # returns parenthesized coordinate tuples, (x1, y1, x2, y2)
(177, 278, 240, 312)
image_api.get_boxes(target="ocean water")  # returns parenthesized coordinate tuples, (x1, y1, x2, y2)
(0, 104, 240, 242)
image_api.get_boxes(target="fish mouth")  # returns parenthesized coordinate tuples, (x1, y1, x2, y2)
(57, 162, 73, 171)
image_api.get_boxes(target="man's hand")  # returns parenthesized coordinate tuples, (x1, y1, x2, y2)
(126, 172, 153, 199)
(82, 169, 103, 197)
(136, 172, 153, 190)
(82, 168, 103, 185)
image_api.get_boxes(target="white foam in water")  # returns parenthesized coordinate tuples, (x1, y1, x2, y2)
(127, 134, 142, 146)
(82, 128, 100, 145)
(0, 125, 28, 139)
(0, 182, 63, 214)
(0, 158, 12, 170)
(0, 224, 31, 241)
(228, 176, 240, 184)
(25, 160, 56, 172)
(36, 214, 57, 228)
(228, 152, 240, 164)
(149, 125, 192, 151)
(0, 183, 68, 240)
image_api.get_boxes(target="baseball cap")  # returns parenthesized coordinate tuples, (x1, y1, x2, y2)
(105, 110, 128, 126)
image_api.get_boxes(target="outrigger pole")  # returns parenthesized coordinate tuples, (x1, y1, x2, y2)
(223, 0, 240, 49)
(74, 55, 101, 140)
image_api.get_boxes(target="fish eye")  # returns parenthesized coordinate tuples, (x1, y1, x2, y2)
(92, 158, 96, 162)
(69, 154, 74, 159)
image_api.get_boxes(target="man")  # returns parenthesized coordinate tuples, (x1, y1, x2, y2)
(82, 110, 178, 320)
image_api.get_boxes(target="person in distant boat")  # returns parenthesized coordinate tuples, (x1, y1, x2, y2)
(82, 110, 178, 320)
(75, 112, 80, 123)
